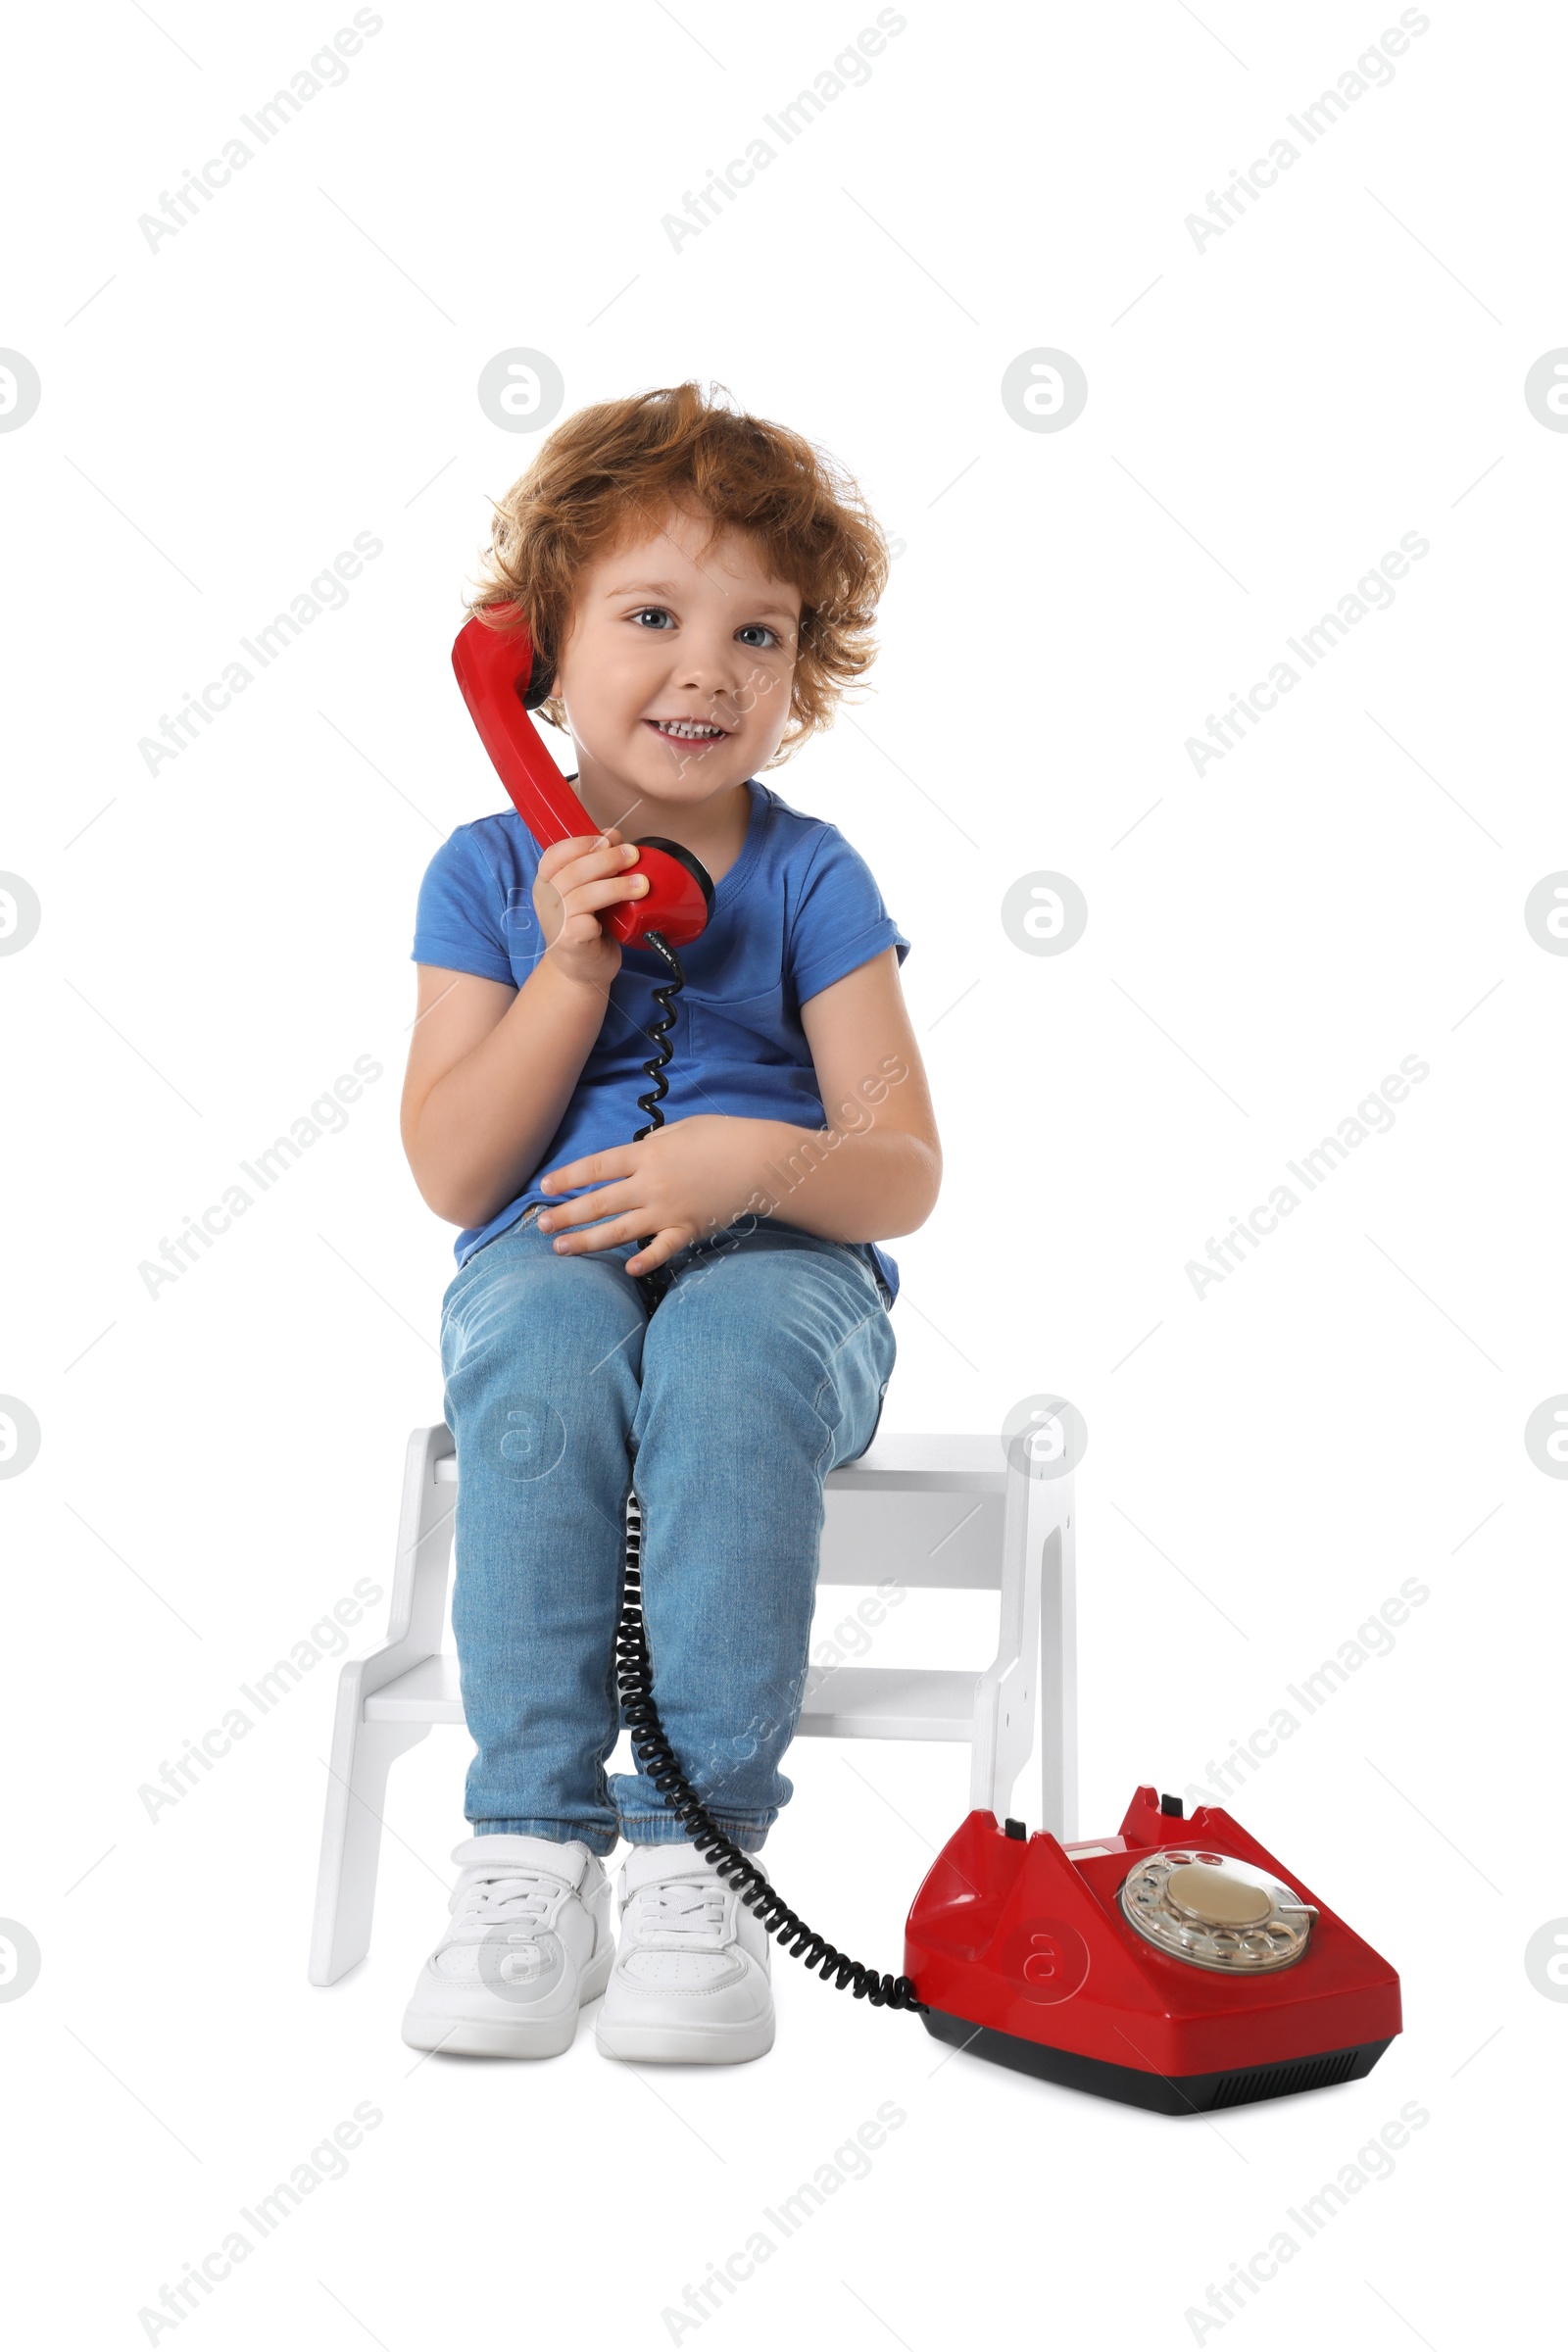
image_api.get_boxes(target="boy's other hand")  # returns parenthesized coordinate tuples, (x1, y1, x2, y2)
(536, 1115, 763, 1273)
(532, 829, 650, 990)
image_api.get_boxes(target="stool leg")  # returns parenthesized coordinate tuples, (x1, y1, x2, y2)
(309, 1706, 431, 1985)
(1039, 1483, 1078, 1841)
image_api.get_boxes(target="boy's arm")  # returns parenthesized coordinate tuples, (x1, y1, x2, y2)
(785, 946, 942, 1236)
(538, 949, 942, 1270)
(401, 957, 605, 1228)
(402, 828, 650, 1227)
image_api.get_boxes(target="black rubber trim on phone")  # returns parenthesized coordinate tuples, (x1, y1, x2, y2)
(520, 646, 555, 710)
(637, 835, 714, 910)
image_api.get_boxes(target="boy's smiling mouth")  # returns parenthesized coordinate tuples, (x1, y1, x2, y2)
(645, 716, 730, 744)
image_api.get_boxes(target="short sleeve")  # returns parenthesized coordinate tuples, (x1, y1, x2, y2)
(412, 825, 514, 984)
(788, 825, 909, 1007)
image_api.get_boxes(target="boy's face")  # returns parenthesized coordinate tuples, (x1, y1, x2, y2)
(551, 504, 802, 811)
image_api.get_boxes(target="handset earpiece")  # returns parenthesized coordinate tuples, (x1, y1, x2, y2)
(520, 644, 555, 711)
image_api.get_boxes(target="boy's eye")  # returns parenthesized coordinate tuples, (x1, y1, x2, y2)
(625, 609, 786, 650)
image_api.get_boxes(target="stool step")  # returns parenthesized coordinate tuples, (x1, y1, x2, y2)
(365, 1655, 463, 1721)
(798, 1666, 980, 1741)
(431, 1433, 1006, 1495)
(364, 1656, 981, 1744)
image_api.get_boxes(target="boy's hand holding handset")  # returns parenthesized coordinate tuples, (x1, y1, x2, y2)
(531, 826, 648, 991)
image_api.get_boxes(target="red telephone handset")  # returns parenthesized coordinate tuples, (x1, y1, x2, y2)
(452, 606, 713, 949)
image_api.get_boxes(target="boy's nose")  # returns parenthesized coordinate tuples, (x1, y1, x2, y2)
(676, 643, 728, 678)
(670, 662, 741, 712)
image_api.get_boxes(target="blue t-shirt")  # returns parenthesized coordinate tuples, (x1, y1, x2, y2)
(411, 778, 910, 1300)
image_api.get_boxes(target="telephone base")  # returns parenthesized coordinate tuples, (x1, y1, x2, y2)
(905, 1792, 1401, 2114)
(920, 2010, 1395, 2114)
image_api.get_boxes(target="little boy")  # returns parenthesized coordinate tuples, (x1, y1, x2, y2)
(399, 381, 941, 2064)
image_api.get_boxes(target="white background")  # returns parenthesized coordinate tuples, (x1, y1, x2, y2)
(2, 1, 1561, 2345)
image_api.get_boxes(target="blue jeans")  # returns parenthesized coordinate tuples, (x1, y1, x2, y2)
(440, 1208, 897, 1854)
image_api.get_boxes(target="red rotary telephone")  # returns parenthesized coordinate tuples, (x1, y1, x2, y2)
(451, 606, 713, 949)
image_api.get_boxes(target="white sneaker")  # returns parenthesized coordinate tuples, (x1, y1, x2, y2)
(402, 1834, 613, 2059)
(595, 1842, 775, 2065)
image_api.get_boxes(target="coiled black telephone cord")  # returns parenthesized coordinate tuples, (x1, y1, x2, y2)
(614, 927, 923, 2011)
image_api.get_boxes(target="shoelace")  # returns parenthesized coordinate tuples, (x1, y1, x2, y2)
(628, 1879, 728, 1945)
(451, 1868, 560, 1934)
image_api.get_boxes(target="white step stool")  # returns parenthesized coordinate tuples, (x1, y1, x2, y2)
(308, 1425, 1077, 1985)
